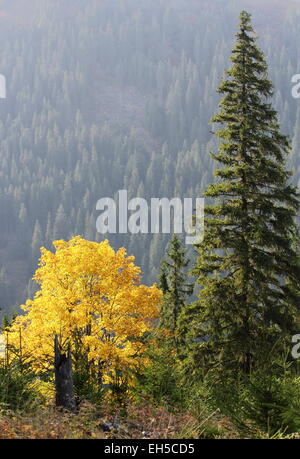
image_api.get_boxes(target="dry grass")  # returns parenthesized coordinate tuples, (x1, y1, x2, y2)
(0, 398, 239, 439)
(0, 403, 106, 439)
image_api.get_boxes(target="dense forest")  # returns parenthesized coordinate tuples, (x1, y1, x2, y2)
(0, 0, 300, 441)
(0, 0, 300, 316)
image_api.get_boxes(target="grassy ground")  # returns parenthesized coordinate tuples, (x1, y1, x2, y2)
(0, 400, 239, 439)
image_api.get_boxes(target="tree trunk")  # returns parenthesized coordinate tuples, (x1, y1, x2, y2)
(54, 335, 76, 412)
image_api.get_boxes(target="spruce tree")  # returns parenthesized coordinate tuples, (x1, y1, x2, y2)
(137, 235, 193, 405)
(31, 220, 43, 263)
(186, 11, 300, 376)
(159, 234, 193, 341)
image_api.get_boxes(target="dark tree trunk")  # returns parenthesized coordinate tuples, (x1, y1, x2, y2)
(54, 335, 76, 412)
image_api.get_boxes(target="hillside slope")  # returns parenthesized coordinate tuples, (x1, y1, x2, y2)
(0, 0, 299, 315)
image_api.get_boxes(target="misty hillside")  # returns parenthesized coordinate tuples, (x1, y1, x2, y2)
(0, 0, 300, 315)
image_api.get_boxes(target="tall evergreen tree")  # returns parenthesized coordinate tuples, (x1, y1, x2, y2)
(159, 234, 193, 340)
(185, 11, 300, 376)
(137, 235, 193, 405)
(31, 220, 43, 264)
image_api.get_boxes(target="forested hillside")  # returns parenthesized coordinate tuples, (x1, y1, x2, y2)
(0, 0, 300, 315)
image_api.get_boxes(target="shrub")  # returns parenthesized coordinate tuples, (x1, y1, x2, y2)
(0, 359, 43, 413)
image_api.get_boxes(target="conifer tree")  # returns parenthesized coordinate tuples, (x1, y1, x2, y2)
(159, 234, 193, 339)
(31, 220, 43, 263)
(138, 235, 193, 405)
(186, 11, 300, 375)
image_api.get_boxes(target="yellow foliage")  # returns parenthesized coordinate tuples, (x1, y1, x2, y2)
(8, 237, 162, 380)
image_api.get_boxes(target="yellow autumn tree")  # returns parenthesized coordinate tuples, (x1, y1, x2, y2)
(8, 236, 161, 385)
